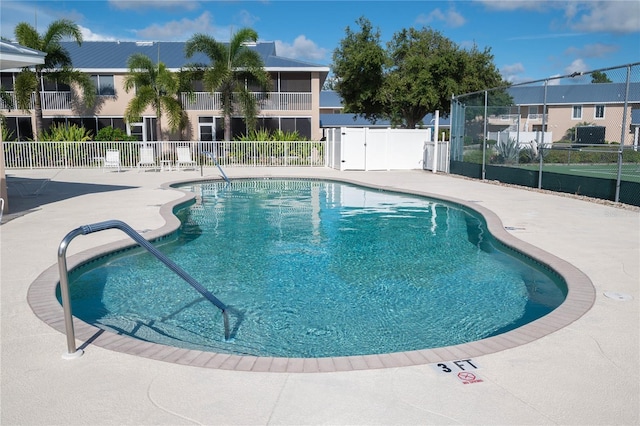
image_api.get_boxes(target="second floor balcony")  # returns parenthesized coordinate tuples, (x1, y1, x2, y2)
(0, 91, 312, 112)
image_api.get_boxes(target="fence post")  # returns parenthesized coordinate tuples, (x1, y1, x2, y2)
(538, 79, 549, 189)
(615, 65, 631, 203)
(432, 110, 439, 173)
(482, 91, 488, 180)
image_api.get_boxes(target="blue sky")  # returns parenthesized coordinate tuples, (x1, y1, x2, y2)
(1, 0, 638, 83)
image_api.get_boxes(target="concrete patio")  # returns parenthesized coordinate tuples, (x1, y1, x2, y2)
(1, 167, 638, 425)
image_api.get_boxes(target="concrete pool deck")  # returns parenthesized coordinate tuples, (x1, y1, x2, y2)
(1, 167, 638, 425)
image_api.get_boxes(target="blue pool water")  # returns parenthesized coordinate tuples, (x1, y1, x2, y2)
(64, 179, 567, 358)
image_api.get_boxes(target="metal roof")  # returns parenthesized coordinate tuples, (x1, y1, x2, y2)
(320, 112, 451, 128)
(57, 41, 329, 72)
(0, 41, 46, 70)
(320, 91, 343, 108)
(507, 82, 640, 105)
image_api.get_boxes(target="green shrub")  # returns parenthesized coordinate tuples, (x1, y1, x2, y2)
(38, 123, 92, 142)
(96, 126, 137, 141)
(494, 137, 520, 164)
(463, 149, 491, 164)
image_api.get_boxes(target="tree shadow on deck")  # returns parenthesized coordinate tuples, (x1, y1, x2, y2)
(2, 175, 136, 224)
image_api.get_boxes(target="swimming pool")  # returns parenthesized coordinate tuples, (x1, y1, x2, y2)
(62, 179, 567, 358)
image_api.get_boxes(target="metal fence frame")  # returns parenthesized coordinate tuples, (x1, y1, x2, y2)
(449, 62, 640, 206)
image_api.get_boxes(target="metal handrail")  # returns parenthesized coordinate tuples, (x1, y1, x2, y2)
(58, 219, 230, 359)
(201, 150, 231, 184)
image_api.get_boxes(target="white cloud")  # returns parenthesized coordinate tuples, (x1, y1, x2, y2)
(564, 43, 619, 59)
(275, 36, 328, 62)
(135, 11, 227, 40)
(500, 62, 526, 82)
(478, 0, 640, 34)
(235, 10, 260, 27)
(567, 1, 640, 34)
(79, 25, 117, 42)
(416, 7, 466, 28)
(108, 0, 200, 11)
(564, 58, 589, 75)
(475, 0, 545, 12)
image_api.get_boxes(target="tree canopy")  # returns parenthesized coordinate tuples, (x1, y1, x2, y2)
(185, 28, 271, 141)
(590, 71, 612, 83)
(332, 17, 506, 128)
(123, 53, 185, 141)
(12, 19, 95, 138)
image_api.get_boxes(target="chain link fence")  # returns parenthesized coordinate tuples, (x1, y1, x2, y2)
(450, 63, 640, 207)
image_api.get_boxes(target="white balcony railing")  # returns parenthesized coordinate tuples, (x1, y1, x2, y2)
(1, 90, 312, 112)
(527, 114, 547, 121)
(0, 91, 71, 111)
(181, 92, 312, 111)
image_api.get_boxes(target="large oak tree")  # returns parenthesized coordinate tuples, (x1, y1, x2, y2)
(332, 17, 506, 128)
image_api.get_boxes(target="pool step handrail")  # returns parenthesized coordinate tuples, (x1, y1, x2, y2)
(201, 150, 231, 185)
(57, 219, 230, 359)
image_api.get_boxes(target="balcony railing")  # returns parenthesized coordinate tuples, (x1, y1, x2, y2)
(0, 91, 70, 111)
(1, 91, 312, 112)
(182, 92, 312, 111)
(527, 113, 547, 121)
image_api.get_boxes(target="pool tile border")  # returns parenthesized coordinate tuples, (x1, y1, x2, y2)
(27, 176, 596, 373)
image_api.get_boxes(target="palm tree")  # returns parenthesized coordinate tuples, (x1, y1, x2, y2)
(185, 28, 271, 141)
(13, 19, 95, 139)
(122, 53, 185, 141)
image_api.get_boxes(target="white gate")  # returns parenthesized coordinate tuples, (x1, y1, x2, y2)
(326, 127, 430, 171)
(423, 141, 450, 173)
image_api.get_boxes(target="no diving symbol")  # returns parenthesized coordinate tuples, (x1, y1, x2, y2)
(457, 371, 483, 385)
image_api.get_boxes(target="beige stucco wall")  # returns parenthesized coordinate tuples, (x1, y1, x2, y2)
(0, 70, 322, 143)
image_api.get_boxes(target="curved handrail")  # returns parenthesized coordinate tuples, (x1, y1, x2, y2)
(202, 150, 231, 184)
(58, 219, 230, 359)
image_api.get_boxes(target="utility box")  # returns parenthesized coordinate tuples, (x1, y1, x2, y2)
(576, 126, 606, 145)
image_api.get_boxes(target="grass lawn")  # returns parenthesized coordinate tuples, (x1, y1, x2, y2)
(515, 163, 640, 183)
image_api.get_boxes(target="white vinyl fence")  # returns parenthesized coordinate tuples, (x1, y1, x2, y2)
(325, 127, 449, 171)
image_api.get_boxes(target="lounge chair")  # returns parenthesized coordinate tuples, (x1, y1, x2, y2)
(103, 149, 121, 172)
(176, 147, 197, 170)
(137, 147, 157, 172)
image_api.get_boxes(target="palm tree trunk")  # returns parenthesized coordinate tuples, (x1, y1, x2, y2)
(155, 113, 163, 142)
(224, 112, 231, 141)
(33, 75, 43, 141)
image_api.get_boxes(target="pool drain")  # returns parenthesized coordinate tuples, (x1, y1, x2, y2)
(603, 291, 633, 301)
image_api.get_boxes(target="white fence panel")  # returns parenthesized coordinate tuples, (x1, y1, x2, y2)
(423, 141, 450, 172)
(327, 127, 430, 171)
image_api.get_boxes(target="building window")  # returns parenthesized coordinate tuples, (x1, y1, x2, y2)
(90, 75, 115, 96)
(572, 105, 582, 120)
(1, 72, 14, 90)
(280, 72, 311, 92)
(42, 77, 70, 92)
(594, 105, 605, 119)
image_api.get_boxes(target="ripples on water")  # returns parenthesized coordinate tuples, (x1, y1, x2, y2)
(65, 180, 566, 357)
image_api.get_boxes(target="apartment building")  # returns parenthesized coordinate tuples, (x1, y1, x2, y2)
(487, 82, 640, 145)
(0, 40, 330, 142)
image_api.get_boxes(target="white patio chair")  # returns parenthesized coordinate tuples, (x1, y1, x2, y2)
(103, 149, 121, 172)
(137, 147, 157, 172)
(176, 147, 197, 170)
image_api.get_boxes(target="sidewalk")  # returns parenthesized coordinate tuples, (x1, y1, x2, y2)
(1, 167, 638, 425)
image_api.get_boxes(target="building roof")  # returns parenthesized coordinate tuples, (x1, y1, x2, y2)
(56, 41, 329, 74)
(320, 91, 451, 128)
(0, 41, 46, 70)
(320, 91, 343, 109)
(507, 82, 640, 105)
(320, 113, 450, 128)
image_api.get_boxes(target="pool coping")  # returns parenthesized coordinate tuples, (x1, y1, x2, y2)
(26, 175, 596, 373)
